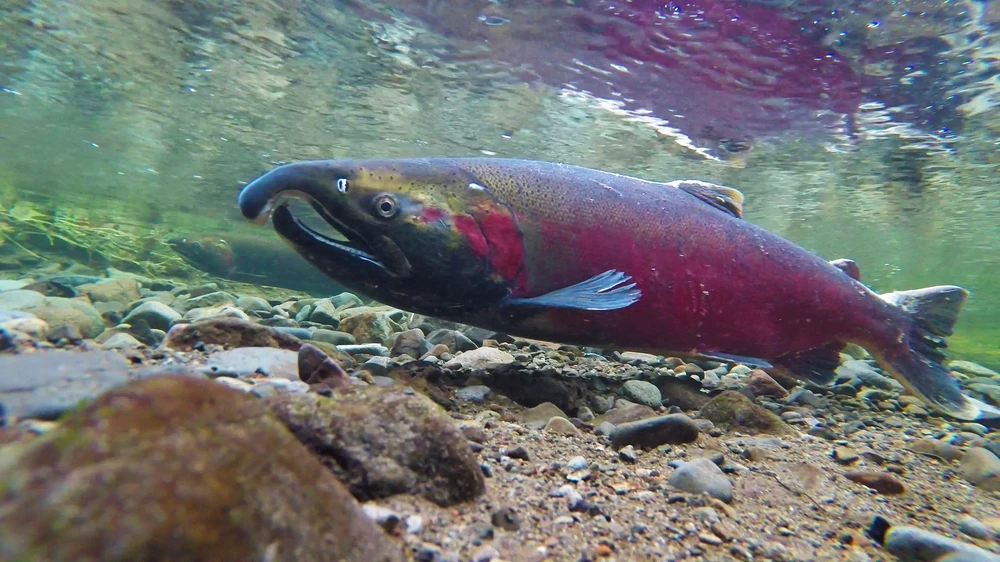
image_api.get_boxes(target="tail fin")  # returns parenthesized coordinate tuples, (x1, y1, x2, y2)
(875, 285, 1000, 421)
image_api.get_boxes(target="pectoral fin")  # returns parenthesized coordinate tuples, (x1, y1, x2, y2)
(504, 269, 641, 311)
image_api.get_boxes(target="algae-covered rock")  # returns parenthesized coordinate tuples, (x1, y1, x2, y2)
(338, 311, 395, 344)
(162, 316, 302, 351)
(699, 390, 795, 436)
(0, 375, 404, 562)
(266, 386, 486, 506)
(77, 278, 142, 304)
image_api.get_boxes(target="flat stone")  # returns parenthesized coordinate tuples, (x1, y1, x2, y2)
(619, 352, 659, 364)
(747, 370, 788, 399)
(77, 278, 141, 304)
(544, 416, 580, 436)
(517, 402, 569, 430)
(0, 289, 46, 310)
(339, 312, 394, 345)
(455, 385, 492, 403)
(594, 404, 657, 426)
(871, 517, 998, 562)
(390, 329, 431, 359)
(308, 299, 341, 327)
(183, 305, 249, 323)
(250, 379, 310, 398)
(948, 360, 999, 378)
(833, 446, 861, 465)
(235, 296, 272, 314)
(444, 347, 515, 370)
(205, 347, 300, 380)
(957, 516, 993, 540)
(668, 458, 733, 502)
(122, 301, 181, 332)
(0, 350, 129, 420)
(960, 447, 1000, 491)
(610, 413, 701, 449)
(162, 317, 302, 351)
(298, 343, 350, 389)
(102, 333, 143, 349)
(699, 390, 795, 436)
(657, 377, 711, 410)
(843, 471, 905, 494)
(310, 329, 356, 345)
(621, 380, 662, 407)
(906, 438, 966, 463)
(183, 291, 237, 310)
(329, 292, 365, 309)
(426, 329, 478, 353)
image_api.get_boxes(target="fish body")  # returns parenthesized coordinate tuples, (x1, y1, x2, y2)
(167, 233, 350, 297)
(237, 157, 998, 421)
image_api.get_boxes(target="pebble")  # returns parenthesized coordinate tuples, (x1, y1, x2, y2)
(470, 546, 499, 562)
(833, 446, 861, 465)
(121, 301, 181, 331)
(249, 379, 310, 398)
(787, 388, 824, 408)
(405, 515, 424, 535)
(747, 369, 788, 398)
(618, 445, 638, 463)
(214, 377, 254, 393)
(948, 360, 999, 378)
(102, 332, 143, 349)
(443, 347, 515, 370)
(609, 413, 701, 449)
(843, 471, 905, 494)
(362, 356, 392, 377)
(871, 516, 999, 562)
(310, 329, 355, 345)
(426, 329, 478, 353)
(906, 438, 966, 463)
(544, 416, 580, 436)
(566, 456, 589, 470)
(308, 299, 341, 327)
(595, 421, 616, 436)
(205, 347, 300, 380)
(235, 296, 272, 314)
(960, 447, 1000, 491)
(621, 380, 662, 408)
(668, 458, 733, 502)
(455, 385, 491, 403)
(517, 402, 568, 430)
(957, 516, 993, 540)
(184, 291, 236, 310)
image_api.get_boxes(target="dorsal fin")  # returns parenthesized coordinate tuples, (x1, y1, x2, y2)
(667, 180, 744, 218)
(829, 258, 861, 281)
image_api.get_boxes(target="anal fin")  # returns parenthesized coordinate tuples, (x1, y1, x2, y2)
(771, 341, 846, 385)
(504, 269, 641, 311)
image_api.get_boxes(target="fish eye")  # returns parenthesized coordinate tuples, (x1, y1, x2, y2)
(336, 178, 350, 193)
(374, 194, 397, 218)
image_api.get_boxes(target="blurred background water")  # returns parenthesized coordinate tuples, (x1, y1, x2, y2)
(1, 0, 998, 367)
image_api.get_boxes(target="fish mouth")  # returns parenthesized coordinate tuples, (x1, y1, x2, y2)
(266, 195, 412, 279)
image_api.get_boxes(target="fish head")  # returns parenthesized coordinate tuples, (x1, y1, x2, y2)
(237, 159, 524, 315)
(167, 235, 235, 275)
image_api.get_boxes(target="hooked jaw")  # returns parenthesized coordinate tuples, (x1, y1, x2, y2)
(237, 162, 409, 285)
